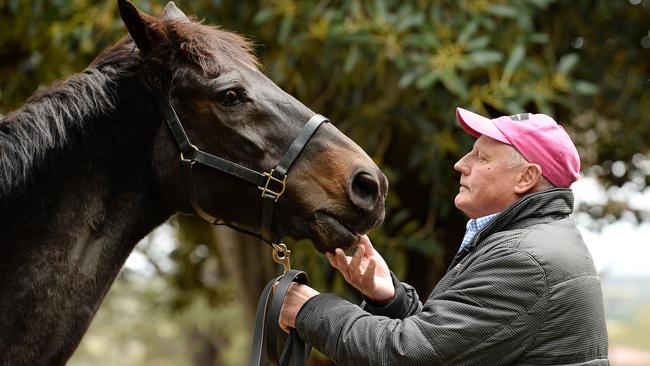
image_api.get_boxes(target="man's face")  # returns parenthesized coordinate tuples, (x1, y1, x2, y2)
(453, 135, 523, 219)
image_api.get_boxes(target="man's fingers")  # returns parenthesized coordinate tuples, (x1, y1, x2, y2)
(334, 248, 351, 281)
(363, 257, 377, 288)
(279, 319, 290, 333)
(349, 244, 366, 281)
(360, 235, 375, 256)
(358, 235, 371, 246)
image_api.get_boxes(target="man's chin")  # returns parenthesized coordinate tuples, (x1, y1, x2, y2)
(454, 195, 469, 215)
(454, 193, 464, 207)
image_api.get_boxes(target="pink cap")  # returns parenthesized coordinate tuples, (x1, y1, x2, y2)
(456, 107, 580, 188)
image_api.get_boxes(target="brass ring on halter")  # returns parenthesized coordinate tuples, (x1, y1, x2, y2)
(272, 243, 291, 274)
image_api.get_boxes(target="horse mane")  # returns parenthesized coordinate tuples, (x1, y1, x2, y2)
(0, 17, 258, 201)
(0, 61, 123, 200)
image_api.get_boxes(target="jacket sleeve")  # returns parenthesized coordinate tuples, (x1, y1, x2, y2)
(360, 272, 423, 319)
(295, 247, 547, 366)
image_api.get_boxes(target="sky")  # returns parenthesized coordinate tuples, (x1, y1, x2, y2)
(580, 221, 650, 278)
(573, 176, 650, 279)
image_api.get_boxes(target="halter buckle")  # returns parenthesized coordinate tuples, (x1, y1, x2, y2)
(272, 243, 291, 274)
(258, 169, 287, 202)
(180, 144, 198, 164)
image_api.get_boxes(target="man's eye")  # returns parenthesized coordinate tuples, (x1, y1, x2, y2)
(216, 89, 242, 106)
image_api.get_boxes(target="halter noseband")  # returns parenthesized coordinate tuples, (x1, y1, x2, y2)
(155, 94, 328, 252)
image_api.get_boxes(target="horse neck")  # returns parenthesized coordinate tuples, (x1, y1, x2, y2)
(0, 69, 173, 364)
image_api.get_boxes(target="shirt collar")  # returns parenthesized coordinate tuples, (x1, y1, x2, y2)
(458, 212, 500, 252)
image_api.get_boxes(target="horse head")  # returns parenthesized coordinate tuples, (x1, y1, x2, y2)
(116, 0, 387, 252)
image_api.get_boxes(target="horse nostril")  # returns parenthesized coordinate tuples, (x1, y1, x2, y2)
(349, 171, 380, 211)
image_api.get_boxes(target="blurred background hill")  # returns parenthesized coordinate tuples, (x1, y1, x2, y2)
(1, 0, 649, 365)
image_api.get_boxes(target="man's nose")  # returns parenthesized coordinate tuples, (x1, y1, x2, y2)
(454, 155, 469, 175)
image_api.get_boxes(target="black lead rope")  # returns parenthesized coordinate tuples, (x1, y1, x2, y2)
(249, 270, 311, 366)
(156, 94, 325, 366)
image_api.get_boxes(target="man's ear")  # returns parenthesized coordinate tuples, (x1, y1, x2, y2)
(117, 0, 168, 55)
(514, 164, 543, 195)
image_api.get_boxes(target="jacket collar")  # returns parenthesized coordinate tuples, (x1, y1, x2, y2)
(450, 188, 574, 266)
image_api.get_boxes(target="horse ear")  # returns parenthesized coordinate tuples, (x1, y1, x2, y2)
(117, 0, 168, 55)
(162, 1, 188, 22)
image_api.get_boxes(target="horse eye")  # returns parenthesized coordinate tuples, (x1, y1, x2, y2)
(216, 89, 241, 106)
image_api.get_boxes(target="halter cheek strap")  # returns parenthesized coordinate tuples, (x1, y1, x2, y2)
(155, 95, 329, 247)
(156, 94, 322, 366)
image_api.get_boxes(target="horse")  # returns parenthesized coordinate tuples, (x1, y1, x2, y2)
(0, 1, 387, 364)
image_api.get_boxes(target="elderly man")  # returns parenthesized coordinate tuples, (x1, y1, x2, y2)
(279, 107, 609, 365)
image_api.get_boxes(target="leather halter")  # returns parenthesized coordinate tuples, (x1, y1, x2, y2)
(155, 95, 329, 247)
(156, 94, 325, 366)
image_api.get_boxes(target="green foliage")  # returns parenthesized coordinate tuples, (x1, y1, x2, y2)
(0, 0, 118, 108)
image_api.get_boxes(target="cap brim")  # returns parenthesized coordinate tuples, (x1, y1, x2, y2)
(456, 107, 510, 144)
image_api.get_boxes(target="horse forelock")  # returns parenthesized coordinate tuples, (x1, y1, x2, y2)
(167, 18, 260, 75)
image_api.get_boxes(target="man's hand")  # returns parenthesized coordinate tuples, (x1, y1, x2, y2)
(279, 283, 319, 333)
(326, 235, 395, 303)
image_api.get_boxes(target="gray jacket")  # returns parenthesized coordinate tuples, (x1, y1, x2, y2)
(296, 189, 609, 365)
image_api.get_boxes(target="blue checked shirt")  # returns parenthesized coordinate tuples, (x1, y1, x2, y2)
(458, 213, 500, 252)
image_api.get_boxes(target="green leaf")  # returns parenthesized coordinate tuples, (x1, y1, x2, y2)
(440, 69, 468, 97)
(396, 12, 424, 31)
(529, 32, 550, 43)
(528, 0, 554, 9)
(278, 17, 293, 44)
(465, 35, 490, 50)
(574, 80, 599, 95)
(372, 0, 387, 21)
(457, 19, 479, 44)
(399, 68, 422, 88)
(467, 50, 503, 65)
(415, 70, 440, 89)
(344, 45, 360, 73)
(344, 33, 376, 44)
(502, 44, 526, 85)
(403, 33, 440, 48)
(557, 53, 579, 75)
(253, 8, 275, 24)
(486, 4, 519, 18)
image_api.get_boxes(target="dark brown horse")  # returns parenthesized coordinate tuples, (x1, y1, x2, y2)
(0, 1, 387, 364)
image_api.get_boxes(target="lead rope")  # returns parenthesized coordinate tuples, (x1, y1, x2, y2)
(249, 246, 311, 366)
